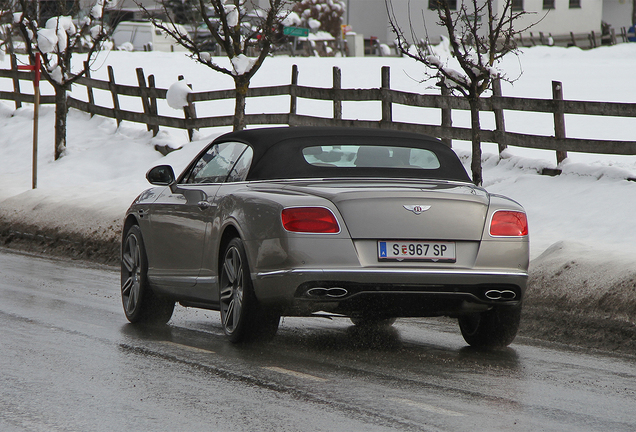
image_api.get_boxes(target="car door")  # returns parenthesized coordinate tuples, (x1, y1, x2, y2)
(195, 145, 254, 303)
(145, 142, 249, 292)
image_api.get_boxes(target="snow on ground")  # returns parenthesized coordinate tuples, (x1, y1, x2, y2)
(1, 44, 636, 282)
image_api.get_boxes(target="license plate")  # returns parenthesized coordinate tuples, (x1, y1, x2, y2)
(377, 241, 456, 262)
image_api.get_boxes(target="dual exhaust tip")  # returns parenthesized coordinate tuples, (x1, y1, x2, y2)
(485, 289, 517, 300)
(306, 287, 349, 298)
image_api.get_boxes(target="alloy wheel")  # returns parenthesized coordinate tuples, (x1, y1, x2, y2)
(121, 233, 142, 315)
(220, 245, 244, 335)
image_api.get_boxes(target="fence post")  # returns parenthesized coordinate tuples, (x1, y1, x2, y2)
(179, 75, 198, 141)
(148, 75, 159, 136)
(107, 66, 122, 127)
(552, 81, 567, 164)
(333, 66, 342, 122)
(589, 31, 597, 49)
(492, 77, 507, 154)
(440, 81, 452, 147)
(136, 68, 153, 134)
(380, 66, 392, 126)
(83, 61, 95, 117)
(289, 64, 298, 126)
(10, 54, 22, 109)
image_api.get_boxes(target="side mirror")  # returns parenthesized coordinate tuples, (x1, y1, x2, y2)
(146, 165, 176, 186)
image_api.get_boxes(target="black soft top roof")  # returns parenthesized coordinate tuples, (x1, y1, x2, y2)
(213, 127, 471, 182)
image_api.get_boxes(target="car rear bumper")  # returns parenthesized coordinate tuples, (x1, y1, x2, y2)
(252, 267, 527, 317)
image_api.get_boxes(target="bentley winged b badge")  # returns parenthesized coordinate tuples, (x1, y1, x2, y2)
(403, 205, 431, 215)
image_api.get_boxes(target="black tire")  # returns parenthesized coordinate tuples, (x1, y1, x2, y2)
(121, 225, 175, 325)
(350, 316, 397, 328)
(219, 238, 280, 343)
(458, 305, 522, 348)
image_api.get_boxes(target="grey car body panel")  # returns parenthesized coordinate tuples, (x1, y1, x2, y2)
(124, 127, 529, 318)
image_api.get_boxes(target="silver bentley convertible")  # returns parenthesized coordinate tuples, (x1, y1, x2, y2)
(121, 127, 529, 347)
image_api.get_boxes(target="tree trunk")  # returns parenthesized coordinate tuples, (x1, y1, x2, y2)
(233, 76, 250, 131)
(468, 96, 483, 186)
(54, 85, 68, 160)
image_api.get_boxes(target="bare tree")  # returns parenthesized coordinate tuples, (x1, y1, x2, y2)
(387, 0, 538, 186)
(15, 0, 109, 160)
(1, 1, 15, 55)
(146, 0, 291, 131)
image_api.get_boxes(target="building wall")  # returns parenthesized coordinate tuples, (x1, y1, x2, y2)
(602, 0, 633, 31)
(381, 0, 446, 43)
(347, 0, 604, 44)
(346, 0, 391, 41)
(510, 0, 604, 36)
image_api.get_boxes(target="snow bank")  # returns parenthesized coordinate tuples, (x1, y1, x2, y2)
(528, 241, 636, 323)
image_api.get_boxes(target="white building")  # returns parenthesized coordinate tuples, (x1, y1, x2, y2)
(345, 0, 606, 45)
(602, 0, 633, 32)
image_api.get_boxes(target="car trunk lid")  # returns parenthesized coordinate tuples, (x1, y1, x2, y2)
(283, 180, 489, 241)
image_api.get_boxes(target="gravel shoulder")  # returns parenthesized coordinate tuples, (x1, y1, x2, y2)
(2, 218, 635, 355)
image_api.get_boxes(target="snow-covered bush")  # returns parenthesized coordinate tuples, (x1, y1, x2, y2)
(291, 0, 345, 38)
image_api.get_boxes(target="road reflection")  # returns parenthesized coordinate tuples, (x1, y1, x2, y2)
(119, 318, 521, 372)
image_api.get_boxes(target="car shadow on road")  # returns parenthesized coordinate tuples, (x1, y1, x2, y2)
(118, 319, 521, 373)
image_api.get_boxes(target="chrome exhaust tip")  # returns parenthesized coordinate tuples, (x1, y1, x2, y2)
(326, 287, 348, 298)
(306, 287, 349, 298)
(485, 289, 517, 300)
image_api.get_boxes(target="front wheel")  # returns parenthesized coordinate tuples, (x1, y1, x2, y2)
(458, 305, 522, 348)
(121, 225, 175, 324)
(219, 238, 280, 343)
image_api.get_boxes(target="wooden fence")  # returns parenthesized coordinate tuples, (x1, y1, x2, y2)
(2, 56, 636, 165)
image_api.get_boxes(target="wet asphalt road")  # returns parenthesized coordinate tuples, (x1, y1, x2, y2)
(1, 249, 635, 432)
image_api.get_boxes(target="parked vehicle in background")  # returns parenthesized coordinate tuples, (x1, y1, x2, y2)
(120, 127, 529, 348)
(628, 25, 636, 42)
(112, 21, 189, 52)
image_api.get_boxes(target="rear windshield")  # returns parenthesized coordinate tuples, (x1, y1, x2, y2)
(302, 145, 441, 170)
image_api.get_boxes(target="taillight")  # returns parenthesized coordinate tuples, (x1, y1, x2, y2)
(489, 211, 528, 237)
(281, 207, 340, 233)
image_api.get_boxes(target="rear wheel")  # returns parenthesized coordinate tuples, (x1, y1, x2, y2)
(121, 225, 175, 324)
(219, 238, 280, 343)
(458, 305, 522, 348)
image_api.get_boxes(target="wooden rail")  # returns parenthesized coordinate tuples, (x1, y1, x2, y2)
(2, 57, 636, 164)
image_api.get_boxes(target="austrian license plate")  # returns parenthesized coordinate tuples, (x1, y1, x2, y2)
(377, 241, 456, 262)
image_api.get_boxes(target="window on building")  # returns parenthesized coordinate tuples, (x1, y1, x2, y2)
(511, 0, 524, 11)
(569, 0, 581, 8)
(543, 0, 555, 9)
(428, 0, 457, 11)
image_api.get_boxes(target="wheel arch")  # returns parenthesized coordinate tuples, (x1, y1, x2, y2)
(218, 223, 242, 270)
(122, 214, 140, 243)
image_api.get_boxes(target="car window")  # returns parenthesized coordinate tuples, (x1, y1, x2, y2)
(183, 142, 248, 184)
(302, 145, 441, 169)
(226, 147, 253, 182)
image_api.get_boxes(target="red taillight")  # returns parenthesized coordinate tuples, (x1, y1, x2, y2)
(281, 207, 340, 233)
(490, 211, 528, 237)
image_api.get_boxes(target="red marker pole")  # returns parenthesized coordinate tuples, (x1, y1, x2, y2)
(18, 52, 41, 189)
